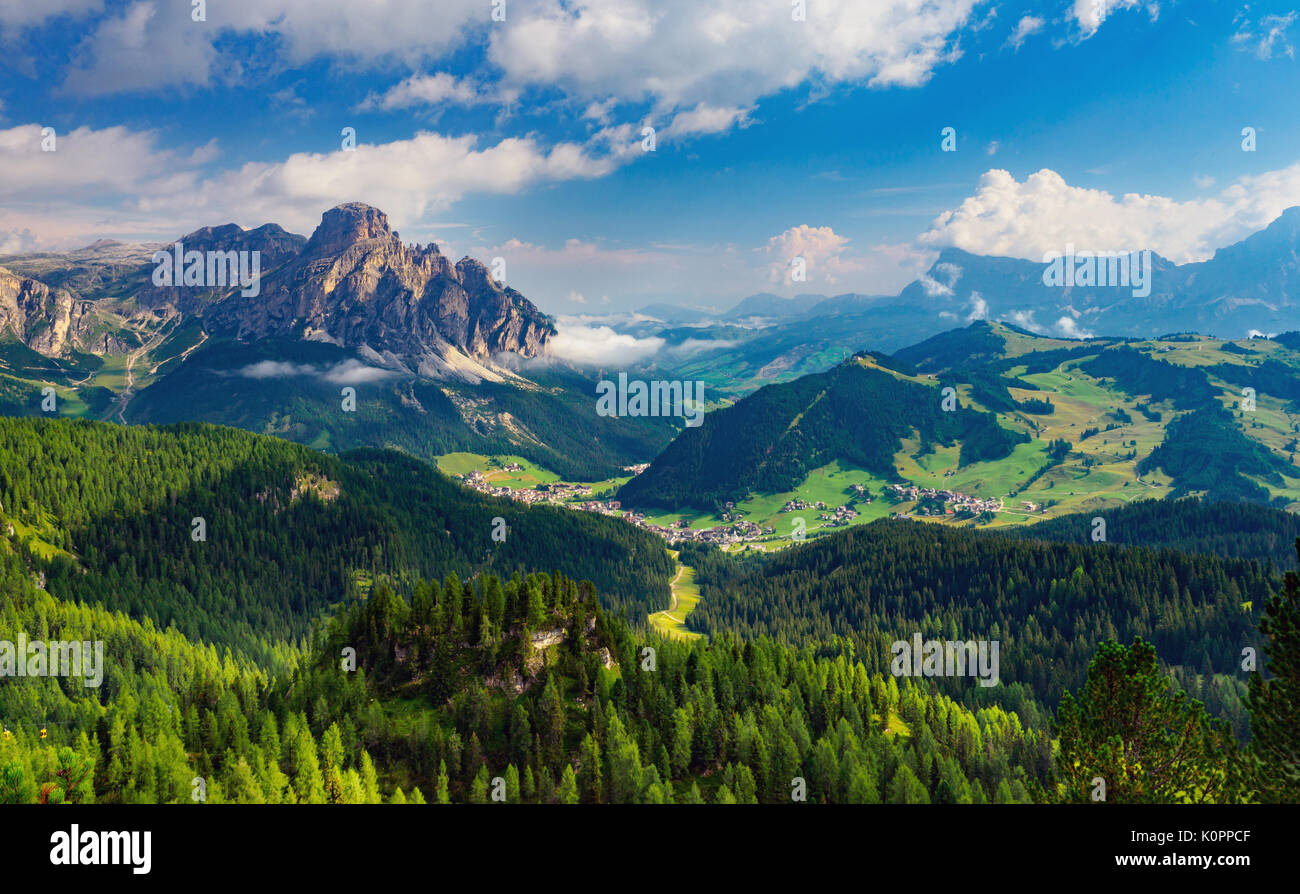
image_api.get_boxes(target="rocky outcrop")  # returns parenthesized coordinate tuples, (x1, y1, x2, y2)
(0, 266, 91, 356)
(206, 203, 554, 378)
(137, 222, 306, 312)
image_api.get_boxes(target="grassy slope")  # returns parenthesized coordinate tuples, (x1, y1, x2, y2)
(474, 331, 1300, 565)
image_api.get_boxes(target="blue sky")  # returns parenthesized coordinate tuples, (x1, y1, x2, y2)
(1, 0, 1298, 314)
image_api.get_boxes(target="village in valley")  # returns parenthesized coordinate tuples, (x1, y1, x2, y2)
(452, 458, 1014, 548)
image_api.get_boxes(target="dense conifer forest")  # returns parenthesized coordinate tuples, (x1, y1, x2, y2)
(2, 418, 1298, 805)
(681, 520, 1271, 735)
(0, 418, 672, 662)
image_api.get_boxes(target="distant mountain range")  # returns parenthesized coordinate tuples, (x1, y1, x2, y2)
(5, 204, 1300, 489)
(641, 207, 1300, 392)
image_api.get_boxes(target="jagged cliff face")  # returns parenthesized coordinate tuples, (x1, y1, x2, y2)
(0, 266, 93, 356)
(205, 203, 554, 375)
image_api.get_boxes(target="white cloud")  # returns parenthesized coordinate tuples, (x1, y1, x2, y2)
(966, 291, 988, 322)
(61, 1, 218, 96)
(1232, 12, 1297, 61)
(667, 104, 753, 138)
(0, 0, 101, 29)
(236, 359, 397, 384)
(1071, 1, 1158, 39)
(548, 322, 664, 366)
(194, 131, 621, 237)
(764, 224, 859, 285)
(489, 0, 981, 114)
(919, 260, 962, 297)
(1055, 316, 1094, 339)
(664, 338, 738, 356)
(1004, 309, 1042, 332)
(59, 0, 486, 96)
(54, 0, 980, 111)
(582, 98, 618, 124)
(1005, 15, 1043, 50)
(0, 227, 37, 254)
(359, 73, 492, 111)
(920, 165, 1300, 264)
(0, 122, 625, 247)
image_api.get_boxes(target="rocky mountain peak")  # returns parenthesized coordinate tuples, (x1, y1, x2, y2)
(303, 203, 395, 257)
(455, 256, 498, 294)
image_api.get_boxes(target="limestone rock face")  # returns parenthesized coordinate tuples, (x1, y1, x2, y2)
(207, 203, 554, 368)
(0, 266, 90, 356)
(137, 222, 307, 312)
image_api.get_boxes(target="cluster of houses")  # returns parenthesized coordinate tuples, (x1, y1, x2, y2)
(818, 505, 860, 526)
(659, 518, 772, 546)
(885, 483, 1003, 516)
(585, 505, 772, 545)
(460, 470, 594, 505)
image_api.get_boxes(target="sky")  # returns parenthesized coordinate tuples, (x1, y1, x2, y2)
(1, 0, 1299, 316)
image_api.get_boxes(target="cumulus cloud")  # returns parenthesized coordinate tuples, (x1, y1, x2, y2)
(667, 104, 753, 138)
(358, 73, 493, 111)
(966, 291, 988, 322)
(920, 165, 1300, 264)
(489, 0, 980, 113)
(0, 122, 625, 246)
(548, 322, 665, 366)
(59, 0, 486, 95)
(1055, 316, 1094, 339)
(763, 224, 861, 285)
(53, 0, 981, 115)
(61, 1, 219, 95)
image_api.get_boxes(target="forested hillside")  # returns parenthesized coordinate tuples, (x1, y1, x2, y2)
(682, 519, 1270, 734)
(618, 356, 1026, 508)
(1005, 498, 1300, 569)
(0, 558, 1053, 804)
(0, 418, 672, 662)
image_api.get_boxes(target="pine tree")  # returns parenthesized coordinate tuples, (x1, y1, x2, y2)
(1247, 539, 1300, 802)
(435, 760, 450, 804)
(1056, 639, 1237, 803)
(557, 765, 580, 804)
